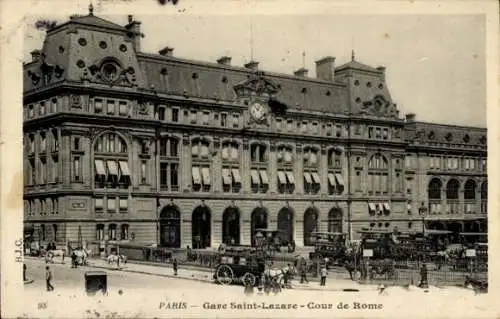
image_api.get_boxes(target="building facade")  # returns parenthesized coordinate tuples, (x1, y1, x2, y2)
(23, 10, 487, 250)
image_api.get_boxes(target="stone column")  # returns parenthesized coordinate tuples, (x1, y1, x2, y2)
(181, 134, 191, 192)
(295, 144, 304, 194)
(241, 139, 250, 193)
(269, 142, 277, 194)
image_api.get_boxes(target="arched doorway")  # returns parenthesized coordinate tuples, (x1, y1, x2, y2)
(192, 206, 211, 249)
(277, 207, 294, 244)
(159, 205, 181, 247)
(303, 208, 318, 246)
(328, 207, 343, 233)
(251, 207, 268, 246)
(222, 207, 240, 245)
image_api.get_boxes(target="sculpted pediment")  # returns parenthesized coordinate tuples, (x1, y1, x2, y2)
(359, 95, 399, 118)
(233, 72, 280, 99)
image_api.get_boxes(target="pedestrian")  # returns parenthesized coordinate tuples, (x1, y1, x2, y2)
(23, 263, 27, 282)
(320, 264, 327, 286)
(173, 258, 178, 276)
(45, 266, 54, 291)
(419, 263, 428, 288)
(71, 251, 77, 268)
(283, 263, 290, 288)
(300, 258, 309, 284)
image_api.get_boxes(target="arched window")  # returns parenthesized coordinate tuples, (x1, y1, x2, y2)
(221, 141, 241, 193)
(108, 224, 117, 240)
(192, 138, 211, 192)
(464, 180, 476, 200)
(446, 179, 460, 200)
(428, 178, 442, 200)
(93, 133, 130, 188)
(303, 147, 320, 194)
(367, 153, 388, 194)
(327, 147, 345, 195)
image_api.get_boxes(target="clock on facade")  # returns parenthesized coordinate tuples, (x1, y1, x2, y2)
(250, 102, 266, 121)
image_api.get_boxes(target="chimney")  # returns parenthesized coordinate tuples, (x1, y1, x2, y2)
(159, 47, 174, 57)
(405, 113, 416, 122)
(294, 68, 308, 77)
(31, 50, 41, 62)
(315, 56, 336, 81)
(244, 60, 259, 71)
(125, 15, 142, 52)
(217, 56, 232, 66)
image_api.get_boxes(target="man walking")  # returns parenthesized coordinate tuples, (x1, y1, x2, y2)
(320, 264, 327, 286)
(173, 258, 178, 276)
(45, 266, 54, 291)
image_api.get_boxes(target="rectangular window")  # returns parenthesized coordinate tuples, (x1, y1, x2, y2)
(170, 139, 178, 157)
(368, 127, 374, 138)
(40, 102, 46, 116)
(52, 156, 59, 183)
(95, 99, 103, 114)
(375, 128, 381, 139)
(141, 160, 147, 184)
(232, 113, 239, 128)
(311, 122, 318, 134)
(40, 159, 47, 184)
(326, 123, 332, 136)
(96, 226, 104, 241)
(107, 100, 115, 115)
(170, 163, 179, 189)
(119, 198, 128, 212)
(107, 198, 116, 213)
(301, 121, 308, 133)
(158, 107, 166, 121)
(221, 113, 227, 127)
(73, 157, 80, 181)
(51, 98, 57, 113)
(276, 118, 282, 130)
(190, 110, 197, 124)
(336, 125, 342, 137)
(382, 128, 389, 140)
(202, 111, 210, 125)
(119, 101, 129, 116)
(160, 163, 168, 190)
(95, 198, 103, 213)
(287, 120, 293, 131)
(172, 108, 179, 122)
(28, 105, 34, 118)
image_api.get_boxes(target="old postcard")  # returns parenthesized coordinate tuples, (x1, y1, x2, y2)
(1, 0, 499, 318)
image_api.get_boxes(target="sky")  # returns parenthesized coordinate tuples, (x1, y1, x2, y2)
(23, 12, 486, 127)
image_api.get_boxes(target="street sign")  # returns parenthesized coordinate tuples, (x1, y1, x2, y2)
(363, 249, 373, 257)
(465, 249, 476, 257)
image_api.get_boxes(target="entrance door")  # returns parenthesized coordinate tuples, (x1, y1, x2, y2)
(192, 206, 211, 248)
(303, 208, 318, 246)
(159, 206, 181, 248)
(251, 208, 268, 246)
(277, 207, 294, 244)
(222, 207, 240, 245)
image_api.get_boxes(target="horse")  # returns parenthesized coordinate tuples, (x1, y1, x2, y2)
(263, 264, 297, 290)
(72, 248, 92, 266)
(106, 254, 128, 265)
(45, 249, 66, 264)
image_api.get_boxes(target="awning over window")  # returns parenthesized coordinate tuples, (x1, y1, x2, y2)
(303, 172, 312, 184)
(378, 203, 384, 211)
(327, 173, 336, 186)
(231, 169, 241, 184)
(335, 174, 344, 186)
(277, 171, 287, 184)
(95, 160, 106, 175)
(368, 203, 376, 211)
(201, 167, 211, 185)
(251, 170, 260, 184)
(311, 172, 321, 184)
(260, 170, 269, 185)
(383, 203, 391, 211)
(192, 167, 201, 185)
(286, 171, 295, 184)
(119, 161, 130, 176)
(222, 169, 232, 185)
(107, 161, 118, 176)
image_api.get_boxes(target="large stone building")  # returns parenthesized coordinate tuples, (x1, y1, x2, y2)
(23, 9, 487, 250)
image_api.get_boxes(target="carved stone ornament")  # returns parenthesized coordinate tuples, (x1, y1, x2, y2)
(233, 72, 280, 99)
(360, 95, 397, 118)
(139, 102, 149, 115)
(82, 58, 137, 87)
(27, 54, 65, 88)
(70, 95, 82, 108)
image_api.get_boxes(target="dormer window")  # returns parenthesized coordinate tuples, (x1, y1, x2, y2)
(445, 132, 453, 142)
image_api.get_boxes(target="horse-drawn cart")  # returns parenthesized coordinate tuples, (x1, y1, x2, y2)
(308, 232, 347, 268)
(213, 247, 266, 286)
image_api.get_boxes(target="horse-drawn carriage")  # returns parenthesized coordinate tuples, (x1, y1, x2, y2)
(356, 229, 396, 280)
(308, 232, 347, 267)
(213, 246, 266, 286)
